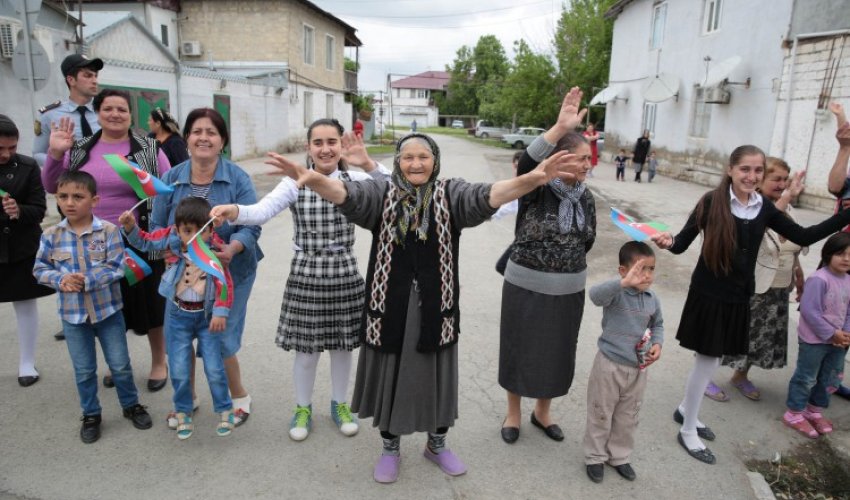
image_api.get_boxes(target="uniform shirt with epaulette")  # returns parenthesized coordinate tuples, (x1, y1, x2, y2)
(32, 99, 100, 166)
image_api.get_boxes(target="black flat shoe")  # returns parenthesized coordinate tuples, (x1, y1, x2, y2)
(677, 433, 716, 465)
(586, 464, 603, 483)
(612, 463, 636, 481)
(103, 375, 114, 388)
(835, 385, 850, 401)
(530, 412, 564, 441)
(147, 372, 168, 392)
(500, 420, 519, 444)
(673, 408, 716, 441)
(80, 414, 101, 444)
(17, 375, 39, 387)
(122, 404, 153, 430)
(54, 331, 65, 341)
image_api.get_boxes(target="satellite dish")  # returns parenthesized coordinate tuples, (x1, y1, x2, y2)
(642, 73, 680, 103)
(590, 85, 625, 106)
(704, 56, 742, 87)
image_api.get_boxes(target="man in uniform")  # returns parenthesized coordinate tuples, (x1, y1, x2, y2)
(33, 54, 102, 340)
(32, 54, 103, 166)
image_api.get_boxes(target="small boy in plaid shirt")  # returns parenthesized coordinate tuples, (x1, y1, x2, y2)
(33, 171, 152, 444)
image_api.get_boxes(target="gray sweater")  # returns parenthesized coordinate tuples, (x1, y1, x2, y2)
(589, 279, 664, 367)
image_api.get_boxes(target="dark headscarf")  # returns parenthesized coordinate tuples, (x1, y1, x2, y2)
(391, 133, 441, 244)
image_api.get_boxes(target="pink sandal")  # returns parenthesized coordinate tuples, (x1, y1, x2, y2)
(803, 408, 833, 434)
(783, 411, 819, 438)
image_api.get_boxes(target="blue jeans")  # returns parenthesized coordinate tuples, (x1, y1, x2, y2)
(63, 311, 139, 416)
(219, 272, 256, 359)
(165, 302, 232, 413)
(786, 342, 847, 411)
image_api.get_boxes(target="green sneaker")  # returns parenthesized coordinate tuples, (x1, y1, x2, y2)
(331, 400, 359, 436)
(289, 405, 312, 441)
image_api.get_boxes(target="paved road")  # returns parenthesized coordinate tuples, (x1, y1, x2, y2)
(1, 134, 848, 499)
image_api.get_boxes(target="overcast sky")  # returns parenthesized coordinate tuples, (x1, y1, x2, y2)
(309, 0, 568, 94)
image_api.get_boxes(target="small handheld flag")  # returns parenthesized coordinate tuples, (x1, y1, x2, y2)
(104, 154, 173, 200)
(186, 225, 229, 302)
(0, 188, 8, 197)
(123, 247, 152, 286)
(610, 208, 668, 242)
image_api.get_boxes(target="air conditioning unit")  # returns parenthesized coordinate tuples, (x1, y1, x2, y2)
(0, 21, 18, 59)
(181, 41, 202, 56)
(704, 86, 731, 104)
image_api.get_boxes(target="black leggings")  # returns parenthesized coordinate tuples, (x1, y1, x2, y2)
(381, 427, 449, 439)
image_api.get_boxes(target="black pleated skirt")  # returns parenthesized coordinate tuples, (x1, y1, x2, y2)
(0, 255, 54, 302)
(119, 254, 166, 334)
(676, 288, 750, 357)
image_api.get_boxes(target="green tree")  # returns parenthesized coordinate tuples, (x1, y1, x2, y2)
(553, 0, 617, 124)
(482, 40, 559, 128)
(442, 35, 509, 118)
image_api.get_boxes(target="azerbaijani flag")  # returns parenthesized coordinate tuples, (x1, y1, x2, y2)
(123, 247, 152, 286)
(187, 236, 229, 301)
(0, 187, 8, 197)
(611, 208, 668, 242)
(104, 154, 173, 199)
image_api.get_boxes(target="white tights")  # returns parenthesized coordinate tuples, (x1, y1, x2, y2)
(13, 299, 39, 377)
(293, 350, 353, 407)
(678, 353, 720, 450)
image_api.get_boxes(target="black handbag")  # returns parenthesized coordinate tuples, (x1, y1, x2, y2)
(495, 244, 512, 275)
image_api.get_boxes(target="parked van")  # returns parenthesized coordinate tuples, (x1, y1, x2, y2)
(474, 120, 511, 139)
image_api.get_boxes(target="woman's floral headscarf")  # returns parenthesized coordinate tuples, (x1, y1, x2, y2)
(391, 133, 441, 244)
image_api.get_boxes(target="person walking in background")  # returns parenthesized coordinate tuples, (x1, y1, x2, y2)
(583, 123, 600, 178)
(632, 130, 650, 183)
(647, 151, 658, 183)
(0, 115, 54, 387)
(411, 119, 418, 133)
(32, 55, 103, 167)
(33, 171, 153, 444)
(148, 108, 189, 167)
(584, 241, 663, 484)
(613, 149, 628, 182)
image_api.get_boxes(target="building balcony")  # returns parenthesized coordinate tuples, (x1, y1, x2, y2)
(345, 70, 357, 93)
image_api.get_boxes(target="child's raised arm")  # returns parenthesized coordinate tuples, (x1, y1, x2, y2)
(123, 225, 174, 253)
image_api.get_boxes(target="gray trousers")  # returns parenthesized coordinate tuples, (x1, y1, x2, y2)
(583, 350, 648, 465)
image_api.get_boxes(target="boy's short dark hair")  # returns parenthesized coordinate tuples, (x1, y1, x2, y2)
(174, 197, 212, 228)
(57, 170, 97, 195)
(619, 241, 655, 266)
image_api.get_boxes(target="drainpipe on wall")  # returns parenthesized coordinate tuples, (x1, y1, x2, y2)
(779, 28, 850, 158)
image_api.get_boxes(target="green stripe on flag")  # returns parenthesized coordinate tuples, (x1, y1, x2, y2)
(104, 154, 148, 199)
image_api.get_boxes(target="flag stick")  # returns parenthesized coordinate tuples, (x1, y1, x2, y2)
(188, 217, 216, 245)
(128, 197, 149, 213)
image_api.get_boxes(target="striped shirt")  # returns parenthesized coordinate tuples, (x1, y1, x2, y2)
(33, 216, 125, 324)
(191, 182, 212, 200)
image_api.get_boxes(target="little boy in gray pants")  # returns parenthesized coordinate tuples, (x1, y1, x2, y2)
(584, 241, 664, 483)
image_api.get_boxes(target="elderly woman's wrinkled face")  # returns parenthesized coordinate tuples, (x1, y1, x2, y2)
(398, 141, 435, 187)
(308, 125, 342, 175)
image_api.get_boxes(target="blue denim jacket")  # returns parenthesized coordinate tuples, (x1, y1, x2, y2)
(123, 226, 232, 319)
(151, 157, 263, 284)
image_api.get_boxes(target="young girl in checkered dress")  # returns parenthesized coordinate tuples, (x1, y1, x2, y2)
(211, 119, 389, 441)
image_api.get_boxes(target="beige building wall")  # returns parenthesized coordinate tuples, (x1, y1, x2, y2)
(179, 0, 347, 91)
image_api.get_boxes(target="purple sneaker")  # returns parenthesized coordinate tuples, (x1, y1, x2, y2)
(423, 448, 467, 476)
(373, 454, 400, 483)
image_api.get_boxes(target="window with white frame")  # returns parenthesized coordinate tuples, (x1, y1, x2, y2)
(703, 0, 722, 34)
(304, 91, 313, 126)
(417, 89, 428, 99)
(303, 24, 314, 65)
(642, 102, 657, 135)
(650, 3, 667, 50)
(325, 34, 334, 70)
(689, 86, 712, 138)
(326, 94, 334, 119)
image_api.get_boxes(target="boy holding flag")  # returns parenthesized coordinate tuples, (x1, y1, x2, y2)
(119, 197, 235, 440)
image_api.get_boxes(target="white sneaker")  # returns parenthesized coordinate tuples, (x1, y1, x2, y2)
(289, 405, 312, 441)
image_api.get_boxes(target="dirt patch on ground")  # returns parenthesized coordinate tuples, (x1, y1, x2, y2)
(747, 440, 850, 499)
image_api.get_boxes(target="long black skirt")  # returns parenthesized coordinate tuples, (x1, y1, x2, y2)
(120, 252, 165, 334)
(676, 288, 750, 357)
(0, 255, 54, 302)
(498, 281, 584, 399)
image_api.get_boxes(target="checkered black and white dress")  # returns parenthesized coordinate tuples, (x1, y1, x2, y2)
(276, 173, 366, 352)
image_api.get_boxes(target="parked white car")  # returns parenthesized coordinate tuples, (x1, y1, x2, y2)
(450, 119, 464, 129)
(502, 127, 546, 149)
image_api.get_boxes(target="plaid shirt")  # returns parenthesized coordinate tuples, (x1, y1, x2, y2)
(33, 216, 125, 324)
